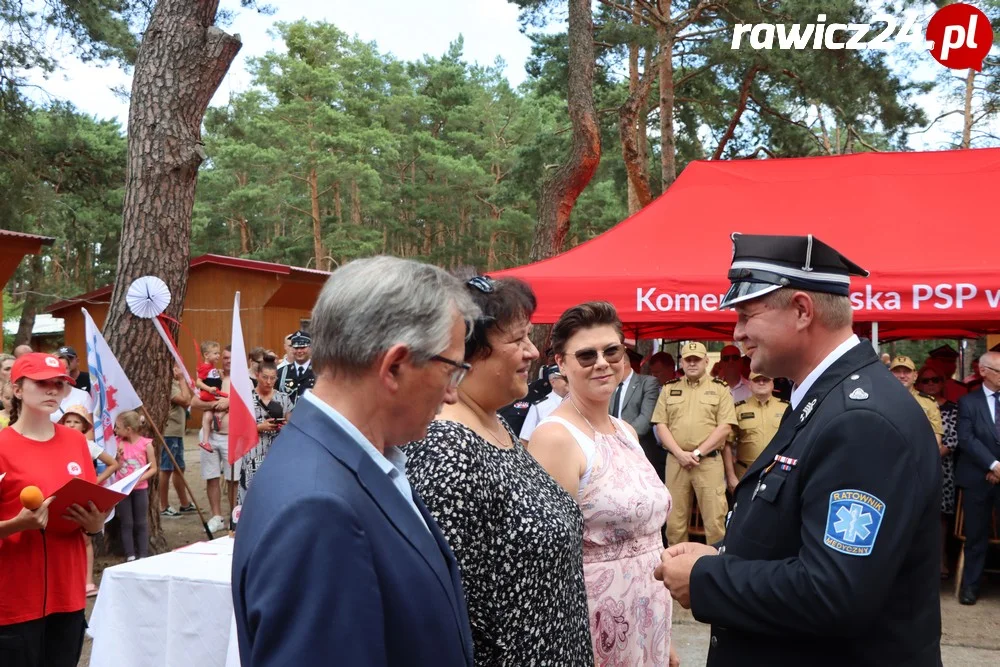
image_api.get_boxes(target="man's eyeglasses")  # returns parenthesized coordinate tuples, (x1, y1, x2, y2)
(918, 377, 942, 384)
(571, 344, 625, 368)
(720, 354, 741, 362)
(431, 354, 472, 387)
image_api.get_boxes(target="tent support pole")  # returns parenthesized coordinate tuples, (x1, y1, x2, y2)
(871, 322, 879, 352)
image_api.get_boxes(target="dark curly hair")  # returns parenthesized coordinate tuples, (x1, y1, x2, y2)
(458, 274, 536, 361)
(550, 301, 623, 357)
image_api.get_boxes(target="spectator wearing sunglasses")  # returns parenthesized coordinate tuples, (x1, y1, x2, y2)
(718, 345, 751, 403)
(889, 356, 943, 449)
(403, 276, 593, 667)
(916, 365, 958, 579)
(527, 302, 677, 667)
(652, 341, 737, 547)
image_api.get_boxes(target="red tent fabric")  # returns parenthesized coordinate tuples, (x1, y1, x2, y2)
(493, 148, 1000, 340)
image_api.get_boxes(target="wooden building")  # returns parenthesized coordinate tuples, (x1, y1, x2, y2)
(47, 254, 330, 370)
(1, 229, 55, 329)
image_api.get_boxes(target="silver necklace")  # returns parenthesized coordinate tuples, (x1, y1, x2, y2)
(569, 397, 610, 436)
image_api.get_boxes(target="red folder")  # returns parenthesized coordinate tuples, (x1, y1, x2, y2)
(48, 478, 130, 532)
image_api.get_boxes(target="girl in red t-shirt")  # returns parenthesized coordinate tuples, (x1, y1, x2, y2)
(0, 353, 110, 667)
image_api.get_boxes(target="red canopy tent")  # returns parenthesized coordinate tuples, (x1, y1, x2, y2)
(493, 148, 1000, 341)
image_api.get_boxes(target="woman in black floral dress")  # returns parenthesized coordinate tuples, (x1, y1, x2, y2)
(403, 276, 593, 666)
(917, 367, 958, 578)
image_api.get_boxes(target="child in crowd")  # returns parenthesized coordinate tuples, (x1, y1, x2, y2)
(59, 405, 120, 596)
(0, 381, 12, 429)
(113, 410, 157, 561)
(196, 340, 227, 453)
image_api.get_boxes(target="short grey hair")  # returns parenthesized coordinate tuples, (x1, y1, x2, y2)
(979, 351, 1000, 369)
(763, 289, 853, 330)
(0, 354, 13, 365)
(310, 256, 480, 376)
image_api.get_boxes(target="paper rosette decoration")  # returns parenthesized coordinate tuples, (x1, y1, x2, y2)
(126, 276, 171, 319)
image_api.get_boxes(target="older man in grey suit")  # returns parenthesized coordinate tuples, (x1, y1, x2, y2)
(611, 358, 664, 480)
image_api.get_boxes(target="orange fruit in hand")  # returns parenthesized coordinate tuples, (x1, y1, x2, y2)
(20, 486, 44, 511)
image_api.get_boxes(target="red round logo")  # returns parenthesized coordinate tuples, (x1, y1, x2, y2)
(926, 3, 994, 70)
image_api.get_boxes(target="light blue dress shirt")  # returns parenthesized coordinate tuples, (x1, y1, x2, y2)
(300, 390, 428, 530)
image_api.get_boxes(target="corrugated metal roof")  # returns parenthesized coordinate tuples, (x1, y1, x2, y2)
(3, 313, 64, 336)
(0, 230, 55, 245)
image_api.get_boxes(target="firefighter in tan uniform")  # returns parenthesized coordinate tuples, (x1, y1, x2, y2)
(889, 355, 943, 446)
(724, 371, 788, 491)
(652, 341, 737, 545)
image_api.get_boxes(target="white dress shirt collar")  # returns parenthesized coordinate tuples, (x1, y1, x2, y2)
(790, 334, 861, 410)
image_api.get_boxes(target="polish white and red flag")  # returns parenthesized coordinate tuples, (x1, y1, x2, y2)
(83, 308, 143, 457)
(228, 292, 258, 465)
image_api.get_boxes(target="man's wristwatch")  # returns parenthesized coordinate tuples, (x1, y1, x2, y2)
(692, 449, 702, 460)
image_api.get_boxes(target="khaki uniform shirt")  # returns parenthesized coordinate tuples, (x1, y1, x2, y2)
(651, 374, 737, 450)
(733, 395, 788, 467)
(910, 387, 943, 436)
(164, 380, 187, 438)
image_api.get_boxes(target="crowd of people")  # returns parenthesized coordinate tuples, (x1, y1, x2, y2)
(1, 233, 997, 666)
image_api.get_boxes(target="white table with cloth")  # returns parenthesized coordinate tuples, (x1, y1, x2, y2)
(88, 536, 242, 667)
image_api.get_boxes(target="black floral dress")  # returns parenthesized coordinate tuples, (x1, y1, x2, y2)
(237, 391, 292, 506)
(939, 400, 958, 514)
(403, 419, 593, 667)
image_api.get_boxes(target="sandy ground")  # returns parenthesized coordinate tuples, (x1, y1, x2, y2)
(79, 435, 1000, 666)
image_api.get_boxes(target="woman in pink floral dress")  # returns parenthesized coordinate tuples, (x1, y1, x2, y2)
(529, 302, 677, 667)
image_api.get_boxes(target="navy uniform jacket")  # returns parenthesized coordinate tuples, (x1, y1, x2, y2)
(689, 342, 942, 666)
(277, 362, 315, 405)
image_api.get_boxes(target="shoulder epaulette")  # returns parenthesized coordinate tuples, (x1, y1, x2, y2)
(734, 400, 747, 407)
(778, 398, 789, 404)
(665, 378, 681, 385)
(918, 391, 934, 400)
(712, 377, 728, 386)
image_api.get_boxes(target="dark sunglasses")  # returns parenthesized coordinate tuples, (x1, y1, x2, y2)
(721, 354, 741, 362)
(571, 344, 625, 368)
(919, 376, 943, 384)
(466, 276, 495, 293)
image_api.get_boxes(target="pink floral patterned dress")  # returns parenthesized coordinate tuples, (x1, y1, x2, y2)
(540, 416, 673, 666)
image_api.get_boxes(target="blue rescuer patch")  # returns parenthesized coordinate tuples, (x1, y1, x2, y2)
(823, 489, 886, 557)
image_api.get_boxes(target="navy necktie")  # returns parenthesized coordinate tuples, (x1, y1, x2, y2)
(611, 382, 623, 418)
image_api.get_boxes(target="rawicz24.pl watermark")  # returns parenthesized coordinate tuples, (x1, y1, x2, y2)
(731, 2, 994, 70)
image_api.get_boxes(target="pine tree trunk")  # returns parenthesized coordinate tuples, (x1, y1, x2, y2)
(308, 167, 328, 270)
(101, 0, 240, 554)
(13, 255, 43, 348)
(962, 68, 975, 149)
(334, 181, 343, 226)
(627, 17, 640, 214)
(529, 0, 601, 261)
(350, 179, 362, 225)
(657, 20, 676, 188)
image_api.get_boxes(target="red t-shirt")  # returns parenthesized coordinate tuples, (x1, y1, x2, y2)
(0, 424, 96, 624)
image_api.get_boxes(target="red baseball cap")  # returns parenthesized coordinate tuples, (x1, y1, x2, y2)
(11, 353, 76, 385)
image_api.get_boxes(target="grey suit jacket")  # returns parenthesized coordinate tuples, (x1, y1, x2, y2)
(614, 373, 660, 444)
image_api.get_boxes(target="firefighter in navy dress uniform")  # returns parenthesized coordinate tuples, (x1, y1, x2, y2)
(654, 233, 942, 667)
(276, 331, 315, 406)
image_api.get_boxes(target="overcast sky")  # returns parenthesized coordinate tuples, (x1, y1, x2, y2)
(21, 0, 985, 154)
